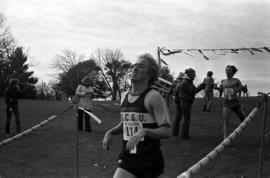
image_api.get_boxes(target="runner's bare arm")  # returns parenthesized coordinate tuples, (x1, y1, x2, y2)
(106, 122, 123, 135)
(103, 122, 123, 151)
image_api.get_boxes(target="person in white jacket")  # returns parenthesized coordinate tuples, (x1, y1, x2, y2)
(75, 76, 94, 132)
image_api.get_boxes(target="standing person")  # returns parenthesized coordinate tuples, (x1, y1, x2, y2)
(179, 68, 205, 140)
(102, 53, 171, 178)
(219, 65, 246, 140)
(75, 76, 95, 132)
(5, 78, 21, 134)
(242, 84, 248, 97)
(172, 72, 185, 137)
(203, 71, 214, 112)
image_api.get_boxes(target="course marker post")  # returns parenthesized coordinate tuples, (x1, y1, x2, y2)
(258, 91, 270, 178)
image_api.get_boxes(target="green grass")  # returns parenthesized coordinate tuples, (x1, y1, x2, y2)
(0, 97, 269, 178)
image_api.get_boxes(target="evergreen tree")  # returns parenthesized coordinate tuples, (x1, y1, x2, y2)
(7, 47, 38, 98)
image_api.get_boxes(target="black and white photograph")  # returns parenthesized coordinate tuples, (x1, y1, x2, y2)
(0, 0, 270, 177)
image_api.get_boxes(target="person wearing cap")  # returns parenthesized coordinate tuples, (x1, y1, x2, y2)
(219, 65, 245, 140)
(74, 76, 95, 132)
(179, 68, 205, 140)
(5, 78, 21, 134)
(202, 71, 215, 112)
(172, 72, 185, 137)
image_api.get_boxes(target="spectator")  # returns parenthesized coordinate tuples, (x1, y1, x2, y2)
(75, 76, 95, 132)
(172, 72, 185, 137)
(5, 78, 21, 134)
(242, 84, 249, 97)
(179, 68, 205, 140)
(203, 71, 214, 112)
(102, 53, 171, 178)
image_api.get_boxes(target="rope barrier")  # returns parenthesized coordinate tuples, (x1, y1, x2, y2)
(78, 107, 102, 124)
(0, 105, 74, 147)
(177, 102, 262, 178)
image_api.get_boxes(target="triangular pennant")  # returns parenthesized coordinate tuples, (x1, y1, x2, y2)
(263, 47, 270, 52)
(160, 58, 168, 65)
(231, 49, 239, 53)
(160, 50, 171, 56)
(251, 48, 263, 52)
(243, 48, 255, 55)
(198, 50, 209, 60)
(183, 51, 193, 57)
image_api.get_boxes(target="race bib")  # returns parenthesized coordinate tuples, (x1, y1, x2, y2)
(121, 112, 145, 154)
(123, 121, 143, 141)
(224, 88, 234, 99)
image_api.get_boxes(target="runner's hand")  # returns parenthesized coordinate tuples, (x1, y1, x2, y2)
(126, 129, 146, 151)
(102, 132, 112, 151)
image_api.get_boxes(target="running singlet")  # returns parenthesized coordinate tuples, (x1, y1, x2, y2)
(221, 78, 241, 100)
(120, 88, 160, 155)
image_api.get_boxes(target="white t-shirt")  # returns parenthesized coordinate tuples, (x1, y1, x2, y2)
(75, 84, 94, 110)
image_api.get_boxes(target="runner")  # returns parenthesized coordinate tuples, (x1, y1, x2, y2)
(219, 65, 246, 140)
(102, 53, 171, 178)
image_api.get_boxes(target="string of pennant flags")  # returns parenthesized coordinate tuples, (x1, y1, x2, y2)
(158, 46, 270, 62)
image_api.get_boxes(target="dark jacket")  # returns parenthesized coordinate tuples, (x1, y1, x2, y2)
(179, 78, 205, 103)
(5, 85, 20, 107)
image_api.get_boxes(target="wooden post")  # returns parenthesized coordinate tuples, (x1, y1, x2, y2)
(258, 92, 269, 178)
(75, 110, 79, 178)
(157, 46, 161, 68)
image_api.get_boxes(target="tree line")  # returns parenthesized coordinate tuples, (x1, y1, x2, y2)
(0, 14, 38, 98)
(0, 13, 173, 101)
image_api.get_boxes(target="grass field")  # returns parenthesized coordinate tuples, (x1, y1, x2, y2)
(0, 96, 270, 178)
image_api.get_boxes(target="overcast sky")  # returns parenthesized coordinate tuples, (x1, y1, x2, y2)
(1, 0, 270, 96)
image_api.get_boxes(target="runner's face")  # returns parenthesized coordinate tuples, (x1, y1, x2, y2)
(131, 58, 150, 83)
(226, 67, 234, 78)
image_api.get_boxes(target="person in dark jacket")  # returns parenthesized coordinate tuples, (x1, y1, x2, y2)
(5, 78, 21, 134)
(172, 72, 185, 137)
(202, 71, 214, 112)
(179, 68, 205, 140)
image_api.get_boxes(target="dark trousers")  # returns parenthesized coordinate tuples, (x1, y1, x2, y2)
(5, 105, 21, 133)
(180, 100, 192, 138)
(77, 109, 92, 131)
(172, 102, 182, 136)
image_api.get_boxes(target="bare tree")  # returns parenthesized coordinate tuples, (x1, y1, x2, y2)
(91, 49, 114, 97)
(93, 48, 132, 101)
(0, 13, 15, 59)
(51, 49, 85, 73)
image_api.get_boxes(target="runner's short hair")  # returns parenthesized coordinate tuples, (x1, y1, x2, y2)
(226, 65, 238, 74)
(207, 71, 213, 77)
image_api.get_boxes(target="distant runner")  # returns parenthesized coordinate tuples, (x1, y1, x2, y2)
(219, 65, 246, 140)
